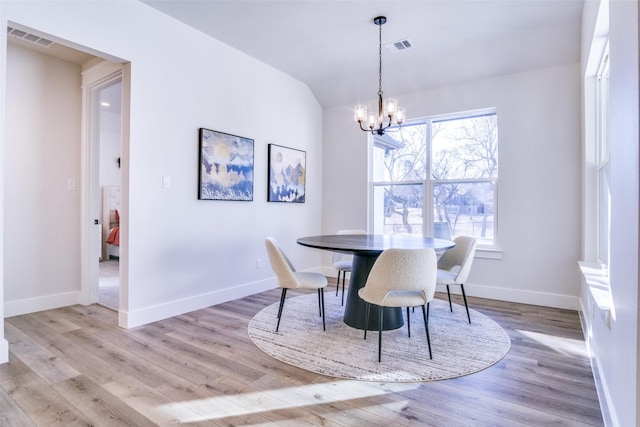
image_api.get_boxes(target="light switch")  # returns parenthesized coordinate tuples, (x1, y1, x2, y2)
(67, 179, 77, 191)
(162, 176, 171, 188)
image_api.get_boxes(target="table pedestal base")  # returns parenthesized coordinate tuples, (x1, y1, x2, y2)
(342, 253, 404, 331)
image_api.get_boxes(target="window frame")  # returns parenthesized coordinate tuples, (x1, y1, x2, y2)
(368, 107, 499, 251)
(595, 42, 610, 268)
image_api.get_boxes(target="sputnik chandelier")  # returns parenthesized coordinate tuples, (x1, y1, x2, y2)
(354, 16, 405, 136)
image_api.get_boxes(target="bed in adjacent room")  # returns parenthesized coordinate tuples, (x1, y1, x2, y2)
(102, 185, 120, 259)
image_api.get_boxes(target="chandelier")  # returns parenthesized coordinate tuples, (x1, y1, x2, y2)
(354, 16, 405, 136)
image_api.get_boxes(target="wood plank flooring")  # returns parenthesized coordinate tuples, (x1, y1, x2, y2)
(1, 284, 604, 426)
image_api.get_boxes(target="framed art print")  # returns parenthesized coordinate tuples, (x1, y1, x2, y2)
(268, 144, 306, 203)
(199, 128, 254, 201)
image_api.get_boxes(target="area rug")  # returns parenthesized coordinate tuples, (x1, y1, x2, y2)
(248, 293, 510, 382)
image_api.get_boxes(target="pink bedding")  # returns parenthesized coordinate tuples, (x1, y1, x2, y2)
(106, 226, 120, 246)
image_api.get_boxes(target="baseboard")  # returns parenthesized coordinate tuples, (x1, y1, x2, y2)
(1, 271, 577, 327)
(118, 278, 278, 329)
(320, 266, 579, 310)
(579, 298, 616, 427)
(463, 283, 580, 310)
(4, 291, 82, 318)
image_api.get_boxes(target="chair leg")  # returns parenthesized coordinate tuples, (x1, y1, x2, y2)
(406, 307, 411, 337)
(378, 307, 384, 362)
(335, 271, 341, 296)
(421, 303, 432, 359)
(276, 288, 288, 332)
(460, 284, 471, 323)
(446, 285, 453, 312)
(341, 274, 346, 306)
(318, 288, 326, 331)
(363, 303, 370, 339)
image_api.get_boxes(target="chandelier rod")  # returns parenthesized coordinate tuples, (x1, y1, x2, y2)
(377, 15, 384, 98)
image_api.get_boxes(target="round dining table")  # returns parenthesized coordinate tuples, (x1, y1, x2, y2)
(297, 234, 455, 331)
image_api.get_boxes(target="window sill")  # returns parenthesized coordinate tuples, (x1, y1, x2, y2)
(476, 247, 503, 260)
(579, 261, 612, 327)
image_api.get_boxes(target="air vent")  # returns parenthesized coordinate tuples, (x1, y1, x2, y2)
(7, 27, 54, 48)
(386, 39, 414, 52)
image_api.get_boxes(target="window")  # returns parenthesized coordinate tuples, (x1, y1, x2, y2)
(596, 43, 610, 267)
(370, 109, 498, 247)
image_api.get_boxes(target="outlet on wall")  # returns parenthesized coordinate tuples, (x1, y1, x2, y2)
(256, 258, 262, 269)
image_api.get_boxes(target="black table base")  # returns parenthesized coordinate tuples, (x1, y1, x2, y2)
(342, 253, 404, 331)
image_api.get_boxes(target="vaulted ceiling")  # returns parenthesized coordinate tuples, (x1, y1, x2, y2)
(142, 0, 585, 108)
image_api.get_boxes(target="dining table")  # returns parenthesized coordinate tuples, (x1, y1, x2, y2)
(297, 234, 456, 331)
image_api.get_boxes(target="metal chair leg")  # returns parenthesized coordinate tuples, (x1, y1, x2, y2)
(319, 289, 326, 331)
(276, 288, 288, 332)
(341, 275, 346, 306)
(363, 303, 370, 339)
(378, 307, 383, 362)
(460, 284, 471, 323)
(446, 285, 453, 312)
(422, 303, 432, 359)
(335, 271, 341, 296)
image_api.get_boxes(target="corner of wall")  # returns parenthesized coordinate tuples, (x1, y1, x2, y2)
(579, 276, 616, 427)
(0, 9, 9, 368)
(0, 338, 8, 364)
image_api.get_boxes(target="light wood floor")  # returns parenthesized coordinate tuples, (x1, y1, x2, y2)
(1, 283, 604, 426)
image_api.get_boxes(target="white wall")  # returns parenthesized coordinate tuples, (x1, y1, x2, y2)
(4, 43, 83, 315)
(580, 0, 639, 426)
(0, 0, 324, 346)
(99, 109, 122, 187)
(324, 63, 582, 309)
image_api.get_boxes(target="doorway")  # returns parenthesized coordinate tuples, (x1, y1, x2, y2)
(82, 63, 123, 311)
(4, 24, 129, 322)
(97, 78, 122, 310)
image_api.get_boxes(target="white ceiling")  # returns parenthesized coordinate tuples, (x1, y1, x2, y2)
(142, 0, 585, 108)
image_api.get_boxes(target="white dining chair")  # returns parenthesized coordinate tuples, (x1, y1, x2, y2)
(437, 236, 478, 323)
(358, 248, 437, 362)
(332, 229, 366, 305)
(265, 237, 328, 332)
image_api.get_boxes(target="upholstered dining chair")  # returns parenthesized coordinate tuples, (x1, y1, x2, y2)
(436, 236, 478, 324)
(358, 248, 437, 362)
(332, 229, 367, 305)
(265, 237, 328, 332)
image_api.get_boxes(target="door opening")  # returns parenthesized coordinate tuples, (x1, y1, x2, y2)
(81, 62, 123, 311)
(97, 79, 122, 311)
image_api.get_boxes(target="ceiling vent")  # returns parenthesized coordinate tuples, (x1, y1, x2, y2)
(7, 27, 54, 48)
(386, 38, 414, 52)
